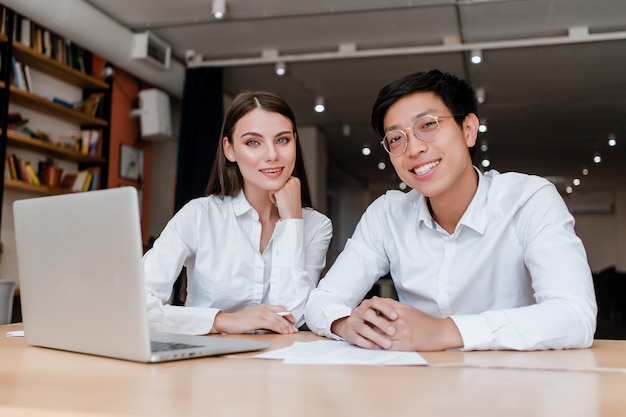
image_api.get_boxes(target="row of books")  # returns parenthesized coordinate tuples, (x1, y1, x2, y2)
(5, 153, 41, 186)
(1, 7, 92, 75)
(52, 92, 106, 119)
(61, 169, 99, 192)
(10, 56, 33, 92)
(5, 152, 100, 192)
(5, 51, 105, 119)
(62, 129, 102, 156)
(8, 113, 102, 157)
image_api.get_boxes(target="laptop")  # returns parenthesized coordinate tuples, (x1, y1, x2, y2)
(13, 186, 270, 362)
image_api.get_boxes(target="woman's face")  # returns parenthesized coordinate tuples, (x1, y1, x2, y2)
(223, 107, 297, 193)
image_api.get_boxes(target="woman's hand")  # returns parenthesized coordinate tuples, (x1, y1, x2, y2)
(268, 176, 302, 219)
(213, 305, 298, 334)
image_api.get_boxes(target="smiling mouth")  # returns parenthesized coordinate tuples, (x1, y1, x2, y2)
(412, 160, 440, 175)
(260, 168, 282, 174)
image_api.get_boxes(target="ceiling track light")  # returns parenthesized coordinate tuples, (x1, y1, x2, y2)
(314, 96, 325, 113)
(275, 62, 286, 76)
(212, 0, 226, 19)
(593, 153, 602, 164)
(608, 133, 617, 147)
(470, 49, 482, 64)
(478, 118, 487, 133)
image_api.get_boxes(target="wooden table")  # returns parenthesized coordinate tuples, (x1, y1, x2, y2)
(1, 323, 626, 417)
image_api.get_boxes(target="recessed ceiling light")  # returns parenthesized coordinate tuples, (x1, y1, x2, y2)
(212, 0, 226, 19)
(275, 62, 286, 76)
(470, 49, 482, 64)
(314, 96, 325, 113)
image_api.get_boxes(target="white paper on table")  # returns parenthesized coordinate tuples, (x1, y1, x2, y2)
(254, 340, 427, 366)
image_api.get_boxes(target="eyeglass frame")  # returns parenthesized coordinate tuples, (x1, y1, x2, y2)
(380, 114, 465, 156)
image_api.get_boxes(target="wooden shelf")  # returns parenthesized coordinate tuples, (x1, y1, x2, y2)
(0, 81, 108, 126)
(0, 82, 107, 126)
(0, 11, 111, 202)
(11, 41, 108, 90)
(4, 129, 106, 164)
(4, 178, 73, 196)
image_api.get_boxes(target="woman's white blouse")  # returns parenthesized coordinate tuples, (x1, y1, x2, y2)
(143, 191, 332, 334)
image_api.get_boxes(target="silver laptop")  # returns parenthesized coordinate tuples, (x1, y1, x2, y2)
(13, 187, 270, 362)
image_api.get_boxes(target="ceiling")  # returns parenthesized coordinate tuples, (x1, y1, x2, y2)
(84, 0, 626, 194)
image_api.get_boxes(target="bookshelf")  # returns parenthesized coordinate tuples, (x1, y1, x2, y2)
(0, 6, 111, 244)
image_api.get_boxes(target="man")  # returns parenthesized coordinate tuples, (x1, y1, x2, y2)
(305, 70, 597, 351)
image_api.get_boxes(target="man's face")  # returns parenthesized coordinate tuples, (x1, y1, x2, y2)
(383, 91, 477, 201)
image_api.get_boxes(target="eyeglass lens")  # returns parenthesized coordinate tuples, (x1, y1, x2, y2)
(382, 116, 440, 155)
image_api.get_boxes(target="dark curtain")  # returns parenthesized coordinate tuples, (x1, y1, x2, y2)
(174, 67, 224, 212)
(171, 67, 223, 305)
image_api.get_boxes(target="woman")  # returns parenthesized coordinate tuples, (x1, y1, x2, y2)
(144, 91, 332, 335)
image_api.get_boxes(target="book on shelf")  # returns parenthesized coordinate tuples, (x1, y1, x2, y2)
(24, 162, 41, 186)
(18, 159, 31, 184)
(61, 172, 78, 189)
(62, 170, 93, 192)
(2, 8, 93, 75)
(20, 17, 31, 48)
(78, 129, 101, 155)
(5, 154, 40, 185)
(22, 65, 33, 92)
(71, 170, 89, 192)
(11, 57, 25, 90)
(52, 96, 75, 109)
(10, 154, 23, 181)
(88, 170, 99, 191)
(0, 7, 6, 36)
(88, 130, 101, 156)
(7, 155, 18, 181)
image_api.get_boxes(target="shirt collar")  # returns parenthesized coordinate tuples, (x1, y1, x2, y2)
(415, 167, 489, 235)
(459, 167, 488, 235)
(232, 190, 255, 217)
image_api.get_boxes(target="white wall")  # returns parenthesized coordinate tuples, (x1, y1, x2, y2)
(567, 187, 626, 273)
(147, 98, 180, 241)
(298, 126, 327, 213)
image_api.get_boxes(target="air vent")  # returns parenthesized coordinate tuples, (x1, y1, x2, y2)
(132, 31, 171, 70)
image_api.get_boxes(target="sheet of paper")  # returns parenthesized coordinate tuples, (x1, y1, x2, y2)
(254, 340, 427, 366)
(5, 330, 24, 337)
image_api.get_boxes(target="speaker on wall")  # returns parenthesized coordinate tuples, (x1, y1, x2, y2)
(130, 88, 172, 141)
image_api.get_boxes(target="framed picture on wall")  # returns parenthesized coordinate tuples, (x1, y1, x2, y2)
(119, 143, 144, 182)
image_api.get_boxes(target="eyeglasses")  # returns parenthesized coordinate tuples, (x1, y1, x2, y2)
(380, 115, 461, 156)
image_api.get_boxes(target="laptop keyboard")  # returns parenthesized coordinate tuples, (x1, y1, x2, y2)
(151, 340, 203, 352)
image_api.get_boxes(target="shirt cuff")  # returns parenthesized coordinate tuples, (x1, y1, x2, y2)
(322, 305, 352, 339)
(449, 314, 494, 351)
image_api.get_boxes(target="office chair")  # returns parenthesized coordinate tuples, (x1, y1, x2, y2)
(0, 280, 16, 324)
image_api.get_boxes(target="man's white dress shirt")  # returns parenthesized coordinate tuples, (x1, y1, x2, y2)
(305, 169, 597, 350)
(144, 191, 332, 335)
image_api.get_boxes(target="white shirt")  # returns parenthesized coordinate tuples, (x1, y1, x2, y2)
(305, 169, 597, 351)
(144, 191, 332, 335)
